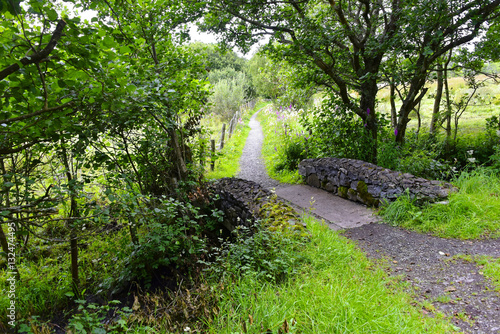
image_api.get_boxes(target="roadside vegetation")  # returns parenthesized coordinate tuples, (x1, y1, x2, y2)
(380, 169, 500, 239)
(1, 0, 500, 333)
(204, 216, 455, 333)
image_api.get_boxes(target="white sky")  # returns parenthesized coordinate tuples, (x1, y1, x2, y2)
(76, 6, 262, 60)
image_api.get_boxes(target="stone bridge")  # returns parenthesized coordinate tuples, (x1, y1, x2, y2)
(299, 158, 457, 207)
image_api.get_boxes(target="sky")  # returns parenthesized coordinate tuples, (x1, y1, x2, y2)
(75, 5, 262, 60)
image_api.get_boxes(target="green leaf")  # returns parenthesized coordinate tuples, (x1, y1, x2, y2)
(120, 45, 132, 54)
(103, 36, 116, 48)
(126, 84, 137, 93)
(46, 8, 58, 21)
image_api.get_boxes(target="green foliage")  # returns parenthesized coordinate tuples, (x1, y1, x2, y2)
(258, 105, 305, 183)
(301, 96, 374, 161)
(206, 216, 454, 333)
(66, 300, 132, 334)
(187, 42, 246, 72)
(380, 168, 500, 239)
(208, 74, 248, 120)
(204, 222, 308, 284)
(247, 52, 315, 107)
(119, 194, 223, 284)
(0, 1, 214, 330)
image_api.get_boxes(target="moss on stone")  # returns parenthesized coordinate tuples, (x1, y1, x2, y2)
(338, 186, 348, 198)
(356, 180, 378, 207)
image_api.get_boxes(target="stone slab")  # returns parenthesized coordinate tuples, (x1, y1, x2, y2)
(275, 184, 380, 230)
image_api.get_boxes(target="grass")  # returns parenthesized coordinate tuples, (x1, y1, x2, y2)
(205, 215, 456, 333)
(451, 255, 500, 293)
(475, 256, 500, 292)
(203, 109, 252, 179)
(377, 74, 500, 136)
(258, 105, 305, 184)
(379, 168, 500, 239)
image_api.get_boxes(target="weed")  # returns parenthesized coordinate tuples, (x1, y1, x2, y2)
(379, 168, 500, 239)
(204, 216, 455, 333)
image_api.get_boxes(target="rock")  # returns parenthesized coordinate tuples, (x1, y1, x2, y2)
(298, 158, 457, 207)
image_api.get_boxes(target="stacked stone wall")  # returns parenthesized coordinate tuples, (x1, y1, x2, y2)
(299, 158, 457, 207)
(209, 178, 293, 231)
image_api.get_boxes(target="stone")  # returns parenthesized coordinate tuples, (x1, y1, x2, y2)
(307, 174, 320, 188)
(298, 157, 457, 206)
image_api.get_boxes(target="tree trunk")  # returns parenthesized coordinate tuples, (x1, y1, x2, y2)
(444, 68, 452, 139)
(390, 80, 397, 129)
(415, 101, 422, 139)
(430, 62, 444, 135)
(360, 80, 378, 164)
(0, 158, 12, 269)
(169, 128, 189, 180)
(60, 142, 80, 296)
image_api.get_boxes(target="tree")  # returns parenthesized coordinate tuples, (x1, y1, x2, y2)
(193, 0, 500, 162)
(0, 0, 209, 296)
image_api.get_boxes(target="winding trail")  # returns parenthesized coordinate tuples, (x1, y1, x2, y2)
(236, 110, 500, 334)
(236, 110, 282, 190)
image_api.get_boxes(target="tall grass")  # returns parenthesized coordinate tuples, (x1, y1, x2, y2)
(380, 168, 500, 239)
(205, 216, 455, 333)
(204, 103, 266, 179)
(258, 105, 305, 184)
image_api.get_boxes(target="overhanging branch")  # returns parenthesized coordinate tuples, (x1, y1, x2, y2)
(0, 19, 67, 81)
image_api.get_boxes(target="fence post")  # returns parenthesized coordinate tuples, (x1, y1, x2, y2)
(228, 116, 234, 139)
(210, 139, 215, 171)
(220, 123, 226, 150)
(200, 137, 205, 167)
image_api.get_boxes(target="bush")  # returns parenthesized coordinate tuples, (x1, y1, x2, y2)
(203, 222, 308, 284)
(208, 71, 249, 120)
(275, 138, 307, 172)
(300, 97, 374, 162)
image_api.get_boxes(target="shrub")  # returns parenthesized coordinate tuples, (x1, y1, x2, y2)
(300, 97, 374, 161)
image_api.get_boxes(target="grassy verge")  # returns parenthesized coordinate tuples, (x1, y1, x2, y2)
(379, 168, 500, 239)
(258, 105, 304, 184)
(476, 256, 500, 292)
(205, 215, 455, 333)
(203, 107, 254, 179)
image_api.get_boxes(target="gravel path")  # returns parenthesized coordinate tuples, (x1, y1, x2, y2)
(237, 110, 500, 333)
(237, 110, 284, 190)
(344, 224, 500, 334)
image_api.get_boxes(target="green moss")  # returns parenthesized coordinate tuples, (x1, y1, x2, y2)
(338, 186, 348, 198)
(260, 195, 309, 238)
(356, 180, 379, 207)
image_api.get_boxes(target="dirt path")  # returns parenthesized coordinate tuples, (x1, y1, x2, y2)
(237, 110, 500, 334)
(237, 110, 283, 189)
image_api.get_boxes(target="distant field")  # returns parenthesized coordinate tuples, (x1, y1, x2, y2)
(377, 75, 500, 135)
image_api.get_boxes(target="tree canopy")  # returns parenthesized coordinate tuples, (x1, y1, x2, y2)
(194, 0, 500, 161)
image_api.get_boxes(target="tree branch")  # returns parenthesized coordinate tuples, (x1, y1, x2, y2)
(0, 101, 74, 124)
(0, 19, 67, 81)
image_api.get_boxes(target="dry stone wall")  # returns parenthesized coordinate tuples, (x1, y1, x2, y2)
(209, 178, 299, 232)
(299, 158, 457, 207)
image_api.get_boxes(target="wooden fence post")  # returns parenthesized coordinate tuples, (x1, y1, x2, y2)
(211, 139, 215, 171)
(220, 123, 226, 150)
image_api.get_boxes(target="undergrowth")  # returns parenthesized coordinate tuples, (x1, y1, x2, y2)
(258, 105, 304, 184)
(380, 168, 500, 239)
(204, 215, 455, 333)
